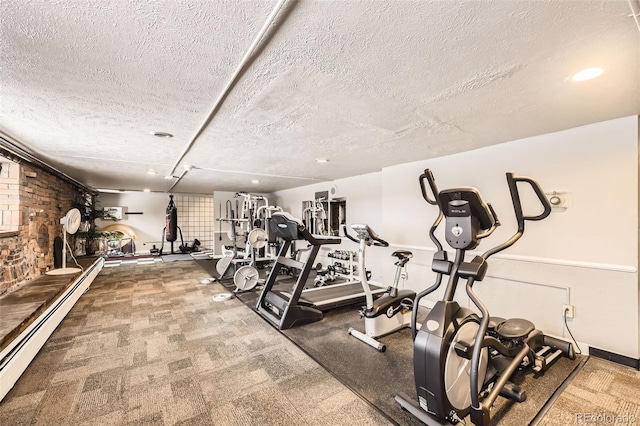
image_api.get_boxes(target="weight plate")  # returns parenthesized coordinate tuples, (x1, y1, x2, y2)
(213, 293, 233, 302)
(234, 265, 259, 291)
(248, 228, 267, 249)
(216, 255, 233, 277)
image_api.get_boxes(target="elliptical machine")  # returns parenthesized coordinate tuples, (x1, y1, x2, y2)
(395, 169, 575, 426)
(344, 224, 415, 352)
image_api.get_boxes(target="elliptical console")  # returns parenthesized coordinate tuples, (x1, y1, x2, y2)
(395, 169, 575, 426)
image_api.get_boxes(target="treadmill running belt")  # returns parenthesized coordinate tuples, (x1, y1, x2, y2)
(299, 283, 384, 310)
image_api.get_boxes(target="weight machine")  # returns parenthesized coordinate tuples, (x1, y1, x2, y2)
(302, 198, 328, 235)
(216, 192, 282, 292)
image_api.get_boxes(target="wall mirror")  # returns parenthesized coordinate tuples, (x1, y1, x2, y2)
(301, 191, 346, 236)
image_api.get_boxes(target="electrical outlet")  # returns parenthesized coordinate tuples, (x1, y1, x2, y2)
(563, 304, 575, 319)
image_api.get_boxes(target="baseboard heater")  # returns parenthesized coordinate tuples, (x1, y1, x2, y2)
(0, 257, 104, 401)
(589, 346, 640, 370)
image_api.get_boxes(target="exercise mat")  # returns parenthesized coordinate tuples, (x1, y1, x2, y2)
(161, 254, 195, 262)
(195, 259, 581, 425)
(282, 306, 582, 425)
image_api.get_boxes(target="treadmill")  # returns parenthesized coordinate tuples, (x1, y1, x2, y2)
(256, 212, 384, 330)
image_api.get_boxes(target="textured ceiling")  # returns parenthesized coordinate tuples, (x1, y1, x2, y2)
(1, 0, 639, 194)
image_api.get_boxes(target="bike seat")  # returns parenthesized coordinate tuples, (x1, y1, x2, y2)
(488, 316, 506, 332)
(496, 318, 535, 340)
(392, 250, 413, 261)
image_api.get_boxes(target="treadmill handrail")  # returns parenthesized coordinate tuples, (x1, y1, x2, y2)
(271, 212, 341, 245)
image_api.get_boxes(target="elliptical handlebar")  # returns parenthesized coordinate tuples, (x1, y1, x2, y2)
(419, 169, 440, 206)
(487, 203, 501, 227)
(506, 172, 552, 231)
(481, 173, 551, 260)
(476, 203, 500, 240)
(422, 169, 445, 252)
(411, 169, 447, 339)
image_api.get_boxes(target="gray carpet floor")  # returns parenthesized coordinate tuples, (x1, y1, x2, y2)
(0, 262, 390, 425)
(539, 356, 640, 425)
(2, 259, 638, 425)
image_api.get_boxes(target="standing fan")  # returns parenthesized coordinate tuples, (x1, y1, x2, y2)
(46, 208, 82, 275)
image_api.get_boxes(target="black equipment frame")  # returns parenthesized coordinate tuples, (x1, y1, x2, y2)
(256, 213, 341, 330)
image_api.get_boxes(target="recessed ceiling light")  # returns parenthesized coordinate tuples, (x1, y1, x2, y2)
(316, 158, 329, 163)
(571, 67, 604, 82)
(143, 188, 151, 192)
(251, 179, 260, 184)
(153, 131, 174, 138)
(147, 169, 157, 175)
(164, 175, 176, 180)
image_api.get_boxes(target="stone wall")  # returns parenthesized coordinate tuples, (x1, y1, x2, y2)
(0, 159, 84, 295)
(0, 161, 19, 232)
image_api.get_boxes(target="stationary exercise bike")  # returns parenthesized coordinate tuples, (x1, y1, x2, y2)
(395, 169, 575, 426)
(344, 224, 415, 352)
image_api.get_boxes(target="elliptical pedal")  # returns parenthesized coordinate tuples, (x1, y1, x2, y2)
(499, 381, 527, 403)
(533, 347, 564, 372)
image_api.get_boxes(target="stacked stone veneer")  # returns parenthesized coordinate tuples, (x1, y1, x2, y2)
(0, 159, 84, 295)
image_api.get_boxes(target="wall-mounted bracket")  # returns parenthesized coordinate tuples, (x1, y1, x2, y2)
(545, 191, 570, 212)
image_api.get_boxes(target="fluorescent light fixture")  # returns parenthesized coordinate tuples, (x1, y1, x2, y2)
(95, 188, 122, 193)
(251, 179, 260, 184)
(572, 67, 604, 82)
(153, 131, 174, 138)
(97, 188, 152, 193)
(316, 158, 329, 163)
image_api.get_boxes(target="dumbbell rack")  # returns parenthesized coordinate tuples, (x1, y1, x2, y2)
(327, 250, 357, 282)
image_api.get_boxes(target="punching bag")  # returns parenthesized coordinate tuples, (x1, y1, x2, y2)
(165, 195, 178, 242)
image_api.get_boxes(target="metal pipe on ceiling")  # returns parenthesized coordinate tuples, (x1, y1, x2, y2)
(0, 131, 90, 191)
(167, 166, 190, 193)
(629, 0, 640, 34)
(166, 0, 290, 188)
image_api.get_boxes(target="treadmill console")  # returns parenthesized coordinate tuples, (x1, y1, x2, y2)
(270, 212, 304, 241)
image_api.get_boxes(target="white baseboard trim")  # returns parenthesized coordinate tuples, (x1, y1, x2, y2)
(0, 257, 104, 401)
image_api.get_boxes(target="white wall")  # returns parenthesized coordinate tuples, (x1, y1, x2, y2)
(96, 192, 168, 253)
(271, 116, 639, 359)
(96, 192, 214, 253)
(270, 172, 386, 281)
